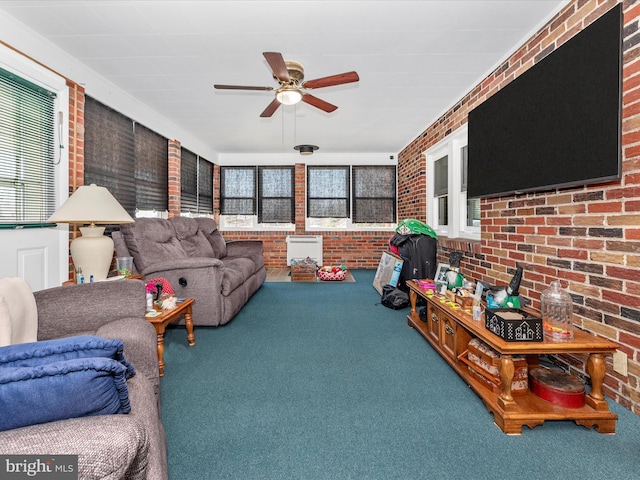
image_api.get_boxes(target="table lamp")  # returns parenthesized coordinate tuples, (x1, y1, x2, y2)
(48, 184, 134, 281)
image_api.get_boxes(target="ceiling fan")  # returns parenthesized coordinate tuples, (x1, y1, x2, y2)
(214, 52, 359, 117)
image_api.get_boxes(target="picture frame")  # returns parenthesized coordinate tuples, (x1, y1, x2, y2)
(435, 263, 450, 283)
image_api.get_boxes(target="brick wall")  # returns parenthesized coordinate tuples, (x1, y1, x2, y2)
(398, 0, 640, 415)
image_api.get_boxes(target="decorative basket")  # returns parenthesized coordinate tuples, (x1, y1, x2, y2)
(317, 268, 347, 281)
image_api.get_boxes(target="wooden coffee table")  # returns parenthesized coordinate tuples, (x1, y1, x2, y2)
(145, 298, 195, 376)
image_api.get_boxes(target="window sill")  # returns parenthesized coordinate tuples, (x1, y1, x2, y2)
(0, 223, 56, 230)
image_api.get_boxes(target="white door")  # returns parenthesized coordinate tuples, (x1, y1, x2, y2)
(0, 227, 68, 291)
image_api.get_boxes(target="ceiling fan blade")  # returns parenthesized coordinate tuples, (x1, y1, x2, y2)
(302, 71, 359, 90)
(214, 84, 273, 91)
(263, 52, 290, 83)
(260, 98, 282, 118)
(301, 94, 338, 113)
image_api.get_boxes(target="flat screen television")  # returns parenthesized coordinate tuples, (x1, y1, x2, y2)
(467, 3, 622, 199)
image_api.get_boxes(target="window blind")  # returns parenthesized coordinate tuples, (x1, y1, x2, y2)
(198, 157, 213, 214)
(352, 165, 396, 223)
(84, 96, 136, 216)
(307, 166, 350, 218)
(0, 67, 56, 226)
(220, 166, 256, 215)
(258, 166, 294, 223)
(134, 123, 168, 212)
(180, 148, 198, 213)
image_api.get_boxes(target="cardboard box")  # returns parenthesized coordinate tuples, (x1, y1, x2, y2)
(485, 308, 543, 342)
(373, 251, 404, 295)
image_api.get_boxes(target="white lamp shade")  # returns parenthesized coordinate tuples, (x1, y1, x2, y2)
(48, 184, 134, 281)
(47, 184, 134, 225)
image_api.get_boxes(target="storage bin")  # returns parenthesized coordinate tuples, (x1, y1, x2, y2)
(485, 308, 543, 342)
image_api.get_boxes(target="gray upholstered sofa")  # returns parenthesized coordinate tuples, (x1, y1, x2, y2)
(113, 217, 266, 327)
(0, 279, 167, 480)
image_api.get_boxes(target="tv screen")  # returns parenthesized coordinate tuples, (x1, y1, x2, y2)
(467, 3, 622, 199)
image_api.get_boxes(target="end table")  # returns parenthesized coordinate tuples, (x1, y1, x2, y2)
(145, 298, 195, 376)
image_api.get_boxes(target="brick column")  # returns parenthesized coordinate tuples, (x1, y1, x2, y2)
(168, 139, 181, 217)
(65, 82, 86, 281)
(295, 163, 306, 233)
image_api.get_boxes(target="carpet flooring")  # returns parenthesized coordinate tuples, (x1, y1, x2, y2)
(160, 269, 640, 480)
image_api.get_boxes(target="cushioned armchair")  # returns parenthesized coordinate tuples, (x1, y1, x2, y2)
(113, 216, 266, 327)
(0, 279, 167, 480)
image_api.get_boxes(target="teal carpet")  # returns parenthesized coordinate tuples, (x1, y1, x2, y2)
(161, 270, 640, 480)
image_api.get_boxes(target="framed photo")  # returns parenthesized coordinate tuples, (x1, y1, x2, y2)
(435, 263, 450, 282)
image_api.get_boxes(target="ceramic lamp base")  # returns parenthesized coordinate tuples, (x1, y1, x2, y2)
(70, 225, 114, 281)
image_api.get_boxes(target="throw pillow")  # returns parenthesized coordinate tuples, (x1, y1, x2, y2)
(0, 357, 130, 431)
(0, 335, 135, 379)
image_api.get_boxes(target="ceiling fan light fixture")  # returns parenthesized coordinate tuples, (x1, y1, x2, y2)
(276, 88, 302, 105)
(294, 144, 319, 155)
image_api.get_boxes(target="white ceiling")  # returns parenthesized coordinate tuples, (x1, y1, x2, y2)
(0, 0, 569, 155)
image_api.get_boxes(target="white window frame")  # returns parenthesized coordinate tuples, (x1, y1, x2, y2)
(426, 124, 480, 240)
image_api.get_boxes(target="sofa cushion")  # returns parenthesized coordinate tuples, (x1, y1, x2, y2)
(232, 253, 265, 272)
(220, 257, 258, 296)
(0, 336, 135, 379)
(194, 218, 227, 258)
(0, 357, 131, 432)
(169, 217, 215, 258)
(121, 219, 187, 273)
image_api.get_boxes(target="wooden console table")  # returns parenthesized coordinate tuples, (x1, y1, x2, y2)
(406, 280, 619, 434)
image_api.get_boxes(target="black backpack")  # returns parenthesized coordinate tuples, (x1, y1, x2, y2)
(381, 284, 410, 310)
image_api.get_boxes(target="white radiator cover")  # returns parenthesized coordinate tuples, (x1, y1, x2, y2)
(286, 235, 323, 266)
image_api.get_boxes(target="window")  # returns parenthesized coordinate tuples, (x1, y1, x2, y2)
(352, 166, 396, 225)
(426, 124, 479, 240)
(307, 166, 350, 228)
(0, 67, 56, 227)
(135, 123, 168, 215)
(461, 145, 480, 228)
(433, 156, 448, 227)
(258, 166, 294, 224)
(220, 166, 255, 228)
(180, 148, 213, 216)
(84, 96, 136, 216)
(198, 158, 213, 215)
(85, 96, 169, 218)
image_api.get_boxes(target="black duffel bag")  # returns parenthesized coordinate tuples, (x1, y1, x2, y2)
(381, 284, 410, 310)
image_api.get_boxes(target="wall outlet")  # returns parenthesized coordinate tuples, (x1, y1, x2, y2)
(613, 351, 628, 376)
